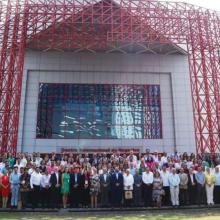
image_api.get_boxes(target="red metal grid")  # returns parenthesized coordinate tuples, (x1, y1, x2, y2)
(0, 0, 220, 156)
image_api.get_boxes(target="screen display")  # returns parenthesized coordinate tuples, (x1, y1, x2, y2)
(37, 83, 162, 139)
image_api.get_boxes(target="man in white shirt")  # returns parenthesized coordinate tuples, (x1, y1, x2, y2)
(34, 153, 42, 167)
(20, 154, 27, 168)
(123, 169, 134, 207)
(161, 152, 168, 165)
(153, 151, 159, 163)
(168, 168, 180, 207)
(142, 167, 153, 207)
(30, 167, 42, 208)
(160, 166, 170, 206)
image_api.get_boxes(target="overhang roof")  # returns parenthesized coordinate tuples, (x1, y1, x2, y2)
(27, 0, 187, 55)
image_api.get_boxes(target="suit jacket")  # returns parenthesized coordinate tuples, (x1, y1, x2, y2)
(70, 173, 83, 190)
(100, 173, 111, 189)
(50, 172, 61, 188)
(110, 172, 123, 190)
(133, 174, 142, 188)
(188, 173, 197, 188)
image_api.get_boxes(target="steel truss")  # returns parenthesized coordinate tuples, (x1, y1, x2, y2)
(1, 0, 220, 155)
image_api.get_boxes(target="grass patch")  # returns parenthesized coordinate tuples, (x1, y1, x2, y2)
(0, 209, 219, 220)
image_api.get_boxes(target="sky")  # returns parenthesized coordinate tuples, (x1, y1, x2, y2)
(167, 0, 220, 11)
(1, 0, 220, 12)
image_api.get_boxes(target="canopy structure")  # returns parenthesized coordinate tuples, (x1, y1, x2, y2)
(0, 0, 220, 156)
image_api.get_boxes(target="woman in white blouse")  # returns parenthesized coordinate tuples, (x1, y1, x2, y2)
(123, 169, 134, 207)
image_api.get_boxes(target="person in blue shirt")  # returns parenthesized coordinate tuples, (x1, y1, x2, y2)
(10, 166, 20, 209)
(195, 166, 205, 205)
(168, 168, 180, 207)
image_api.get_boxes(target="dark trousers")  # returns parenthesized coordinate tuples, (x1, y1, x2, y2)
(214, 185, 220, 204)
(41, 187, 50, 208)
(50, 186, 60, 208)
(188, 185, 197, 205)
(20, 191, 29, 208)
(124, 191, 133, 207)
(197, 184, 205, 205)
(144, 184, 153, 207)
(111, 187, 123, 207)
(134, 187, 142, 206)
(179, 188, 188, 205)
(70, 189, 80, 207)
(100, 186, 109, 207)
(162, 186, 170, 206)
(82, 188, 90, 206)
(32, 185, 40, 208)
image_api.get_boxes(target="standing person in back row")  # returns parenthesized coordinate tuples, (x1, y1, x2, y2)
(168, 168, 180, 208)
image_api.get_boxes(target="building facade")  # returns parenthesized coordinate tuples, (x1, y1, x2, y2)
(17, 50, 195, 154)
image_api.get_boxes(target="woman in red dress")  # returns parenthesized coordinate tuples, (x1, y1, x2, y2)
(1, 170, 10, 208)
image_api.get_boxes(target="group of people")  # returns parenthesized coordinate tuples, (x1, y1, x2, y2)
(0, 150, 220, 209)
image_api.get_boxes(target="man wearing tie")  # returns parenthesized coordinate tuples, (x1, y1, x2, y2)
(99, 167, 111, 207)
(49, 167, 61, 208)
(110, 167, 123, 207)
(70, 165, 82, 208)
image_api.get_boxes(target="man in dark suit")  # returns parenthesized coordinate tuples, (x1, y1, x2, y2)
(100, 167, 111, 207)
(70, 165, 82, 207)
(188, 167, 197, 205)
(49, 167, 61, 208)
(110, 167, 123, 207)
(133, 169, 142, 207)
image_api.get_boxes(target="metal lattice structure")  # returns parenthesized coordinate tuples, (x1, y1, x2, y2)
(1, 0, 220, 155)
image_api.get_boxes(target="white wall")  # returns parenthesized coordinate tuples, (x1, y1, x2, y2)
(17, 51, 196, 154)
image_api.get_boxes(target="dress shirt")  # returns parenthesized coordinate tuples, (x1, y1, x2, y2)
(205, 173, 216, 185)
(10, 172, 20, 185)
(0, 162, 5, 174)
(214, 172, 220, 186)
(41, 174, 51, 188)
(168, 173, 180, 187)
(55, 172, 60, 184)
(20, 158, 27, 167)
(161, 156, 168, 165)
(123, 174, 134, 190)
(116, 172, 119, 180)
(30, 172, 42, 188)
(179, 173, 188, 189)
(103, 173, 107, 182)
(195, 172, 205, 185)
(142, 172, 153, 184)
(189, 174, 195, 184)
(160, 171, 169, 187)
(35, 157, 42, 167)
(129, 168, 136, 176)
(74, 173, 78, 183)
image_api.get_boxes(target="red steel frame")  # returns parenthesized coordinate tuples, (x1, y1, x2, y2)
(0, 0, 220, 156)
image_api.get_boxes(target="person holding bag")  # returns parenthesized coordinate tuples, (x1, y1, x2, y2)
(123, 169, 134, 207)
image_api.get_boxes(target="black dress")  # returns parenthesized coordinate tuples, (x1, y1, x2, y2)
(81, 173, 90, 207)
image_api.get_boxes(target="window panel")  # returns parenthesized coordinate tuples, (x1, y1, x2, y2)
(37, 83, 162, 139)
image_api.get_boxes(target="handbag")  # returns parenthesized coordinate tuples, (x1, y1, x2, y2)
(125, 190, 133, 199)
